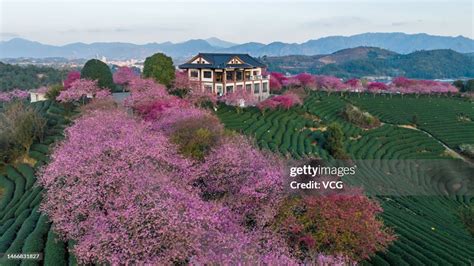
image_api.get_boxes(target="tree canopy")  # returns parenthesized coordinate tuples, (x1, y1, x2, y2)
(80, 59, 115, 90)
(143, 53, 175, 87)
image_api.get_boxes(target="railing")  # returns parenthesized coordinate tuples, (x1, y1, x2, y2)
(247, 75, 269, 81)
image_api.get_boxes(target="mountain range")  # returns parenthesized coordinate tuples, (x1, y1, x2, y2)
(1, 33, 473, 61)
(262, 47, 474, 79)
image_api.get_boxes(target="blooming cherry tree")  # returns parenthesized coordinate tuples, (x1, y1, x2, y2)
(113, 66, 137, 86)
(63, 71, 81, 89)
(221, 88, 257, 111)
(56, 79, 109, 103)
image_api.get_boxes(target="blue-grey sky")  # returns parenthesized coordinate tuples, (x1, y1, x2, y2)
(0, 0, 472, 45)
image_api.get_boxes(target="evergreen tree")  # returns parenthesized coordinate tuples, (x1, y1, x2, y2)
(143, 53, 175, 87)
(80, 59, 115, 91)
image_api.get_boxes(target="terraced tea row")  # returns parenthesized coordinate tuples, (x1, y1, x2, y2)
(347, 94, 474, 149)
(216, 93, 474, 265)
(0, 101, 75, 266)
(217, 106, 330, 159)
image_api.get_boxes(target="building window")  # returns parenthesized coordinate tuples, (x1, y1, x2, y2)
(226, 85, 234, 94)
(246, 84, 252, 93)
(215, 72, 223, 82)
(216, 85, 223, 96)
(190, 70, 199, 78)
(262, 82, 268, 93)
(236, 84, 243, 91)
(253, 70, 258, 76)
(254, 83, 260, 94)
(203, 71, 212, 79)
(245, 71, 251, 80)
(236, 71, 243, 81)
(226, 71, 234, 81)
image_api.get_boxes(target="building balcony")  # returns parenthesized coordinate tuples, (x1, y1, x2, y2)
(247, 75, 269, 81)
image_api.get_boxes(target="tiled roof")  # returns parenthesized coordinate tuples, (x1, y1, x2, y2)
(179, 53, 266, 69)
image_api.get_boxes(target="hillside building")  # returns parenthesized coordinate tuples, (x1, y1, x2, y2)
(178, 53, 270, 101)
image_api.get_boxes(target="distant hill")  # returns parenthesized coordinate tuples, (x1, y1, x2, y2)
(1, 33, 473, 60)
(0, 62, 68, 91)
(205, 37, 237, 48)
(262, 48, 474, 79)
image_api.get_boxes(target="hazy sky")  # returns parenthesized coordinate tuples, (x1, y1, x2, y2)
(0, 0, 472, 45)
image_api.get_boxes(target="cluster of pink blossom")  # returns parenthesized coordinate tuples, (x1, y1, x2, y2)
(389, 76, 458, 94)
(282, 76, 302, 88)
(193, 135, 286, 227)
(123, 78, 170, 110)
(173, 70, 201, 92)
(124, 77, 192, 120)
(220, 87, 257, 107)
(151, 106, 212, 134)
(56, 79, 111, 102)
(39, 106, 298, 264)
(0, 89, 30, 102)
(314, 75, 347, 91)
(269, 72, 286, 92)
(186, 87, 218, 107)
(367, 81, 388, 93)
(63, 71, 81, 89)
(113, 66, 138, 86)
(257, 92, 302, 111)
(270, 72, 459, 95)
(295, 73, 317, 88)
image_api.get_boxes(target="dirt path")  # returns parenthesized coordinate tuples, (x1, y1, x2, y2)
(386, 122, 473, 166)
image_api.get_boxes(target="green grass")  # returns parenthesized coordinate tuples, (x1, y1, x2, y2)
(217, 92, 474, 265)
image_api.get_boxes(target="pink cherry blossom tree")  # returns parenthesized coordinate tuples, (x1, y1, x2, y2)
(0, 89, 29, 103)
(39, 108, 297, 265)
(113, 66, 137, 87)
(63, 71, 81, 89)
(315, 75, 347, 94)
(186, 86, 217, 109)
(172, 70, 201, 96)
(282, 76, 302, 88)
(56, 79, 110, 103)
(257, 92, 302, 113)
(220, 88, 257, 112)
(269, 73, 283, 93)
(294, 73, 316, 89)
(194, 135, 286, 227)
(124, 77, 170, 112)
(366, 82, 388, 96)
(389, 77, 458, 96)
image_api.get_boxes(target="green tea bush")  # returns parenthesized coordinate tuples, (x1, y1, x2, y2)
(5, 166, 26, 209)
(17, 164, 35, 189)
(22, 215, 51, 265)
(0, 175, 14, 211)
(0, 209, 30, 253)
(458, 205, 474, 236)
(14, 188, 41, 217)
(43, 229, 67, 266)
(2, 207, 40, 262)
(28, 151, 49, 163)
(341, 104, 381, 129)
(30, 144, 48, 154)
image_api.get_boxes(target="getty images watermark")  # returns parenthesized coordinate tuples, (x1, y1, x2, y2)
(286, 160, 357, 193)
(286, 159, 473, 197)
